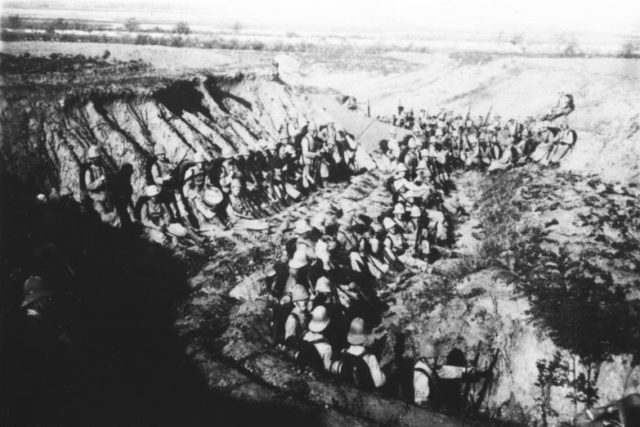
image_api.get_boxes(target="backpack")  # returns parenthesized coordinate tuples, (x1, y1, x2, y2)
(271, 300, 294, 345)
(384, 176, 395, 194)
(339, 351, 375, 391)
(296, 338, 326, 371)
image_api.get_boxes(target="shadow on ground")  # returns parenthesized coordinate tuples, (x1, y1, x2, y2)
(0, 175, 328, 426)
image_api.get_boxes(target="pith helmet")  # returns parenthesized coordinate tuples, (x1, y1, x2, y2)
(347, 317, 367, 345)
(86, 145, 101, 160)
(308, 305, 330, 333)
(21, 276, 52, 308)
(145, 185, 160, 197)
(153, 145, 167, 156)
(315, 276, 332, 294)
(291, 284, 310, 302)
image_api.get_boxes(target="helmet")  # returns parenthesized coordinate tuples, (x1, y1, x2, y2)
(288, 250, 308, 269)
(310, 214, 326, 230)
(395, 163, 408, 173)
(221, 147, 235, 159)
(145, 185, 161, 197)
(383, 217, 396, 230)
(291, 284, 310, 302)
(293, 219, 312, 235)
(153, 145, 167, 156)
(308, 305, 330, 333)
(21, 276, 52, 308)
(315, 276, 332, 294)
(203, 187, 224, 207)
(347, 317, 367, 345)
(167, 223, 188, 237)
(86, 145, 101, 160)
(193, 151, 206, 163)
(393, 203, 405, 215)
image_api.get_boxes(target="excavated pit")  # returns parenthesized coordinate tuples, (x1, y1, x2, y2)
(2, 53, 639, 426)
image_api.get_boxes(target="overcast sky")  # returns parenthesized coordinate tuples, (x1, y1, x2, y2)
(3, 0, 640, 35)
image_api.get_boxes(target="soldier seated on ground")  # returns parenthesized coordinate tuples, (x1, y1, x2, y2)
(281, 284, 310, 348)
(575, 393, 640, 427)
(547, 121, 577, 165)
(140, 185, 189, 247)
(541, 91, 575, 121)
(330, 317, 386, 391)
(312, 276, 347, 350)
(294, 305, 333, 372)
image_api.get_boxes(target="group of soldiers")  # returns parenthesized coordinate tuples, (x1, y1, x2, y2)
(267, 132, 492, 406)
(267, 154, 492, 409)
(379, 92, 577, 176)
(16, 90, 640, 424)
(79, 119, 368, 247)
(266, 92, 594, 415)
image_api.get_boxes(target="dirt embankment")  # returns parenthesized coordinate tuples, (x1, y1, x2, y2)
(0, 55, 330, 202)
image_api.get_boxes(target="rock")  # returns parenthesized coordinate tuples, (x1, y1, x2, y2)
(229, 271, 267, 302)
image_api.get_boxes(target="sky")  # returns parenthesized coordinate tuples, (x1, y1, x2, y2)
(3, 0, 640, 35)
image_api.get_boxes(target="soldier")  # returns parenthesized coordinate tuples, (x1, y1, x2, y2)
(331, 317, 386, 390)
(413, 348, 488, 412)
(82, 145, 119, 226)
(183, 152, 219, 228)
(140, 185, 189, 246)
(542, 91, 575, 121)
(283, 284, 310, 348)
(301, 123, 320, 190)
(149, 144, 180, 218)
(312, 276, 347, 349)
(296, 305, 333, 371)
(547, 122, 577, 165)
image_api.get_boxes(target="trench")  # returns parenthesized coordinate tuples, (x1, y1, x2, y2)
(2, 54, 639, 426)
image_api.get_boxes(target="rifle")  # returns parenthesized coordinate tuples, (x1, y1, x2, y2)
(471, 349, 500, 413)
(465, 105, 472, 121)
(482, 105, 493, 128)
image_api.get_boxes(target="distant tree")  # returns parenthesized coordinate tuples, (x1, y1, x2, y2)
(621, 41, 639, 58)
(231, 21, 243, 32)
(102, 49, 111, 60)
(54, 17, 68, 30)
(6, 14, 23, 29)
(174, 22, 190, 35)
(124, 18, 140, 32)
